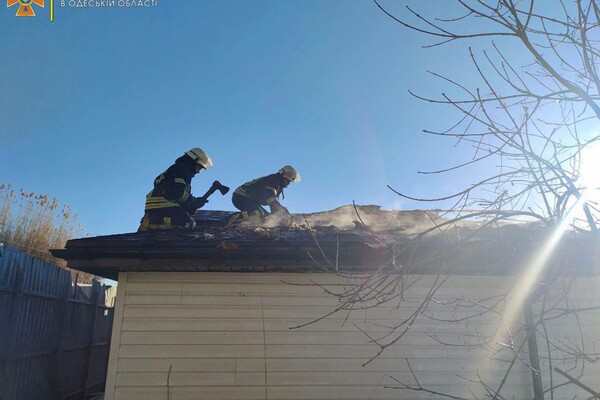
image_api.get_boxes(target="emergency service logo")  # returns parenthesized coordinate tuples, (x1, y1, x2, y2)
(7, 0, 44, 16)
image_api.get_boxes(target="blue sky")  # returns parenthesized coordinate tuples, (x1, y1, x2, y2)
(1, 1, 493, 236)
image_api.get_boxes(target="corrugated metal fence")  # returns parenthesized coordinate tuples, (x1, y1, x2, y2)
(0, 247, 114, 400)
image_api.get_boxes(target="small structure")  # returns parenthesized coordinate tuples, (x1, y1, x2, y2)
(53, 206, 600, 400)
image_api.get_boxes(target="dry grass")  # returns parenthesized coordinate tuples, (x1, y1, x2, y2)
(0, 182, 86, 269)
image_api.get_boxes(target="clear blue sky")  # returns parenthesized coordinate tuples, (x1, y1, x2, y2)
(1, 1, 490, 236)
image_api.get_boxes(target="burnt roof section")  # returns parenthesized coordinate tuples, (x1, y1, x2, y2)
(51, 206, 599, 280)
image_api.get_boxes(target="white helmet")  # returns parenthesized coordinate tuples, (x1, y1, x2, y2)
(279, 165, 301, 182)
(185, 148, 213, 169)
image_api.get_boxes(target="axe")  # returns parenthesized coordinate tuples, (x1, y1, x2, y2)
(198, 180, 230, 205)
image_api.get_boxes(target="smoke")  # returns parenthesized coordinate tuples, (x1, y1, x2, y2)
(235, 204, 477, 235)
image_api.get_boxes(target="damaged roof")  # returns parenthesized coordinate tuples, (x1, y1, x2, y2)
(51, 205, 598, 280)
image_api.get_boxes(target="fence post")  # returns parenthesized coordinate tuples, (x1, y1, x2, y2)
(81, 280, 100, 397)
(53, 272, 72, 399)
(5, 260, 25, 400)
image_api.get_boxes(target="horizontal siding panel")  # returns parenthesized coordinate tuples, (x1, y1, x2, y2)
(266, 385, 531, 400)
(120, 330, 508, 346)
(117, 343, 507, 360)
(264, 318, 505, 332)
(260, 306, 520, 321)
(121, 331, 265, 345)
(123, 304, 518, 321)
(126, 293, 259, 306)
(126, 282, 184, 293)
(113, 385, 532, 400)
(123, 305, 264, 319)
(118, 358, 264, 372)
(120, 344, 265, 359)
(126, 285, 519, 299)
(114, 386, 266, 400)
(110, 272, 599, 400)
(126, 293, 184, 305)
(267, 371, 531, 386)
(127, 284, 522, 298)
(266, 358, 533, 374)
(116, 370, 530, 388)
(126, 272, 521, 289)
(123, 318, 263, 332)
(264, 331, 499, 346)
(124, 292, 544, 309)
(127, 272, 348, 284)
(117, 356, 530, 374)
(121, 317, 507, 333)
(265, 344, 513, 359)
(116, 371, 265, 387)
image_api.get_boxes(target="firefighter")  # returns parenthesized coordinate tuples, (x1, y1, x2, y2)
(231, 165, 300, 218)
(138, 148, 213, 231)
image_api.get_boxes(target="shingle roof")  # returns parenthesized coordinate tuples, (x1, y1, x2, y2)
(50, 206, 598, 280)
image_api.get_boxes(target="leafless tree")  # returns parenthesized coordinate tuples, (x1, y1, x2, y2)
(304, 2, 600, 399)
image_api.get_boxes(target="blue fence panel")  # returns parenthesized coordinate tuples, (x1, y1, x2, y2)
(0, 247, 114, 400)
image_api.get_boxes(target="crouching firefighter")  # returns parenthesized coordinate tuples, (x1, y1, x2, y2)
(139, 148, 213, 231)
(231, 165, 300, 219)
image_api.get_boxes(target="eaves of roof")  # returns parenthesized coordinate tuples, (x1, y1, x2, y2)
(50, 209, 600, 280)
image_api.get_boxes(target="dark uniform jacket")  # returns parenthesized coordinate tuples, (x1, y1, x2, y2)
(234, 173, 285, 206)
(145, 156, 197, 213)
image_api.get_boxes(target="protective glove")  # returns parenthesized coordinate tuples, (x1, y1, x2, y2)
(193, 197, 209, 210)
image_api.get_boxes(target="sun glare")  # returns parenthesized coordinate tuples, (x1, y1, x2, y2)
(577, 141, 600, 194)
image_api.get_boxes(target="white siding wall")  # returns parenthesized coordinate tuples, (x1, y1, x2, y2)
(104, 272, 600, 400)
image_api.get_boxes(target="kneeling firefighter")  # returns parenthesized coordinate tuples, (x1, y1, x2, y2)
(139, 148, 215, 231)
(232, 165, 300, 218)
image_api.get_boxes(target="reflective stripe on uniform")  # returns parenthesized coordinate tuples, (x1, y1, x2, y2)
(234, 187, 250, 197)
(266, 197, 277, 204)
(176, 185, 191, 203)
(172, 179, 191, 203)
(139, 215, 195, 231)
(145, 191, 180, 210)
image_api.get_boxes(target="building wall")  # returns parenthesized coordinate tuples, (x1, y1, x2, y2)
(104, 272, 600, 400)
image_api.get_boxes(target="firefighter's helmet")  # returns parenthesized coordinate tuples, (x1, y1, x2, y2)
(185, 148, 213, 169)
(279, 165, 301, 182)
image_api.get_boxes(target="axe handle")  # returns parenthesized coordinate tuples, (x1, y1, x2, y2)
(199, 184, 219, 202)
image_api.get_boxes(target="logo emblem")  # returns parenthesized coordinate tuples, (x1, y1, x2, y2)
(7, 0, 44, 16)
